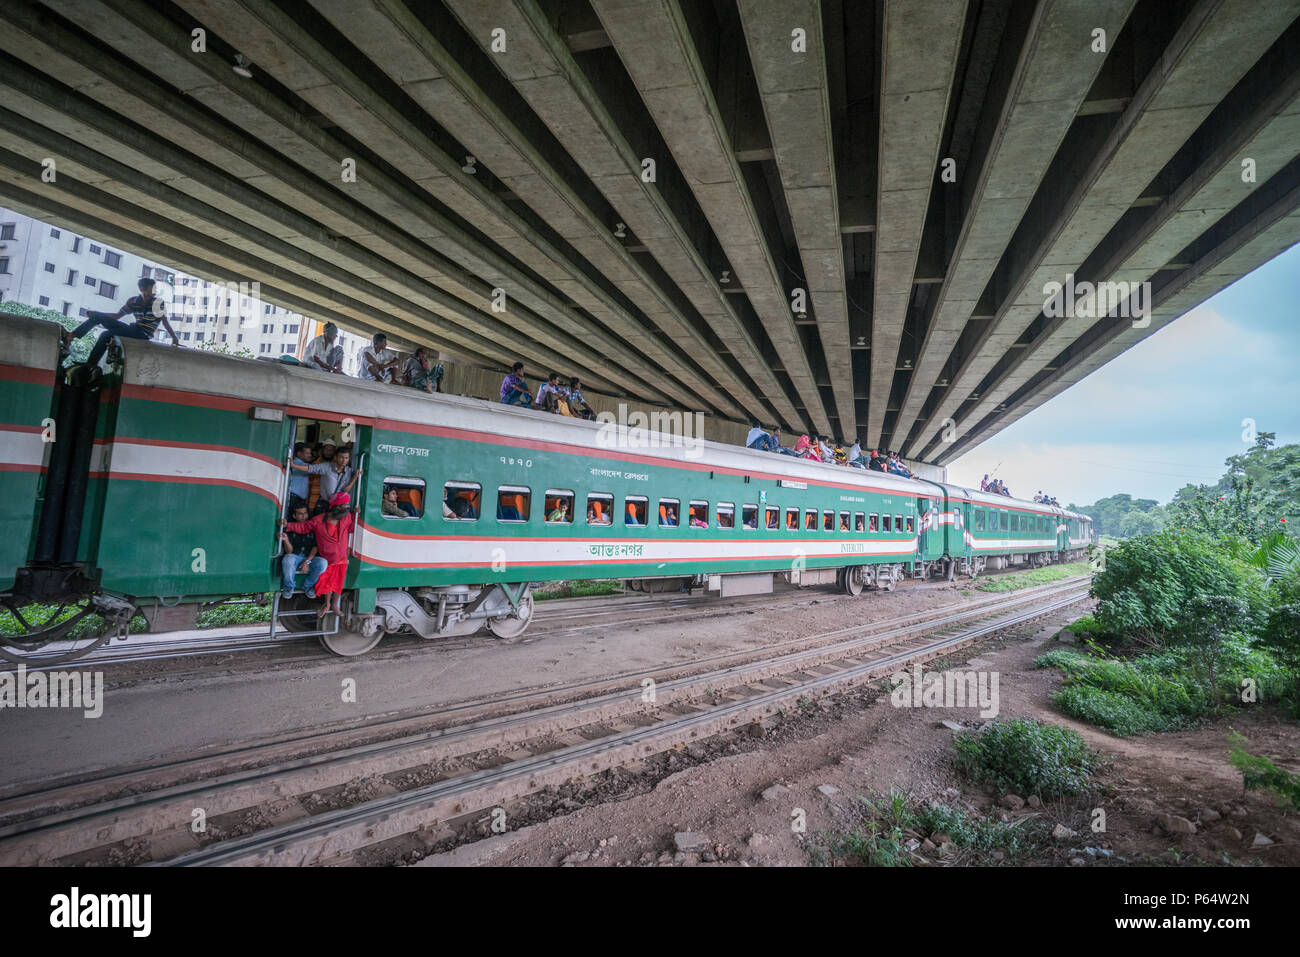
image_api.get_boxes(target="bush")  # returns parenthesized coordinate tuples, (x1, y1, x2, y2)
(1091, 529, 1270, 643)
(953, 718, 1097, 798)
(1228, 733, 1300, 809)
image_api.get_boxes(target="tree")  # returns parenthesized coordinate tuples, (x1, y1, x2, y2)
(1168, 594, 1256, 703)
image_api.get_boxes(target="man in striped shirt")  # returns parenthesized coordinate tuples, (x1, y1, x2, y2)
(63, 277, 179, 367)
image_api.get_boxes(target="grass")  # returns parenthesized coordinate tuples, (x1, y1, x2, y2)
(820, 788, 1046, 866)
(975, 561, 1091, 592)
(953, 718, 1098, 798)
(1, 597, 274, 640)
(531, 580, 624, 601)
(1035, 639, 1291, 736)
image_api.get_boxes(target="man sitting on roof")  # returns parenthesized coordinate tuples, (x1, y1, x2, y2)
(746, 422, 776, 452)
(500, 362, 533, 407)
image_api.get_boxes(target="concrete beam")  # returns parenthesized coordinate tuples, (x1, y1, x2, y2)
(908, 0, 1300, 459)
(893, 0, 1135, 456)
(738, 0, 855, 436)
(865, 0, 967, 449)
(589, 0, 827, 434)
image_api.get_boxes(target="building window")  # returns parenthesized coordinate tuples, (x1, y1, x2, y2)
(83, 275, 97, 287)
(89, 243, 101, 255)
(0, 224, 14, 240)
(78, 308, 88, 317)
(65, 269, 78, 285)
(0, 257, 8, 274)
(38, 296, 49, 306)
(98, 281, 116, 299)
(44, 262, 55, 273)
(103, 251, 121, 269)
(61, 302, 71, 316)
(70, 237, 81, 253)
(49, 228, 60, 238)
(287, 323, 298, 334)
(281, 344, 294, 354)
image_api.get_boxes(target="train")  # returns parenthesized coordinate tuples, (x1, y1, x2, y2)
(0, 312, 1094, 659)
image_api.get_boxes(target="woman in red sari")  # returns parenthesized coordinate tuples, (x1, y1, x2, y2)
(282, 491, 358, 618)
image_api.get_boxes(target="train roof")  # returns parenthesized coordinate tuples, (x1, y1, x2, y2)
(936, 480, 1090, 521)
(95, 332, 941, 497)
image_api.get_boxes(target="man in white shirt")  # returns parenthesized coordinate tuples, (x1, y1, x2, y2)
(359, 333, 400, 383)
(303, 322, 344, 373)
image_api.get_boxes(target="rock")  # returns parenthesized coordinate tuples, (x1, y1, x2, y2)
(921, 839, 937, 853)
(761, 784, 790, 802)
(931, 832, 954, 846)
(939, 720, 964, 731)
(657, 852, 672, 864)
(1058, 629, 1076, 644)
(1157, 814, 1197, 836)
(1199, 808, 1221, 823)
(1068, 856, 1086, 866)
(561, 851, 589, 864)
(1052, 824, 1078, 840)
(1252, 833, 1274, 847)
(997, 811, 1011, 823)
(700, 850, 716, 863)
(598, 839, 607, 847)
(903, 838, 921, 852)
(1223, 827, 1243, 842)
(817, 784, 841, 797)
(938, 843, 956, 858)
(747, 833, 770, 849)
(674, 832, 708, 853)
(1000, 794, 1025, 811)
(1230, 806, 1249, 818)
(1026, 795, 1042, 809)
(990, 849, 1006, 861)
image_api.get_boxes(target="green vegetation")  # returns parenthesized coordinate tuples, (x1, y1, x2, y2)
(1, 598, 274, 640)
(532, 580, 624, 601)
(1227, 732, 1300, 810)
(1, 299, 93, 365)
(822, 788, 1042, 866)
(974, 562, 1089, 593)
(953, 718, 1097, 798)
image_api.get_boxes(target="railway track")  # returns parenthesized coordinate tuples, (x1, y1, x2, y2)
(18, 565, 1073, 671)
(0, 576, 1089, 866)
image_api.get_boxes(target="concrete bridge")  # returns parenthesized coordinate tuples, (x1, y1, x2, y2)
(0, 0, 1296, 463)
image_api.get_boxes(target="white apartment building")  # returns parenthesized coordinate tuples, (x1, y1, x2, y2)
(0, 207, 367, 375)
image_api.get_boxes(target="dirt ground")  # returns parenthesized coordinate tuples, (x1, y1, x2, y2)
(415, 603, 1300, 868)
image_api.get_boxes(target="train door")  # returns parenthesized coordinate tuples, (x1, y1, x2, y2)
(920, 494, 944, 561)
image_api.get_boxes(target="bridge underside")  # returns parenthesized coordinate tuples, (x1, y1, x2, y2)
(0, 0, 1297, 462)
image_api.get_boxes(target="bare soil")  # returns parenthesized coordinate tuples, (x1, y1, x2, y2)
(413, 604, 1300, 868)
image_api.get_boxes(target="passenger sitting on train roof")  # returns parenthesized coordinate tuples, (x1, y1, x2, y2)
(536, 372, 564, 412)
(980, 474, 990, 492)
(303, 322, 345, 374)
(793, 435, 819, 460)
(869, 450, 886, 472)
(500, 362, 533, 407)
(359, 333, 401, 383)
(382, 485, 418, 518)
(566, 377, 597, 420)
(279, 504, 326, 599)
(746, 422, 776, 451)
(293, 447, 361, 514)
(62, 276, 179, 368)
(402, 347, 442, 393)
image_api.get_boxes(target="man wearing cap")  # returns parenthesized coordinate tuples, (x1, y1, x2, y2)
(292, 446, 362, 515)
(62, 276, 179, 368)
(282, 493, 357, 619)
(304, 322, 345, 373)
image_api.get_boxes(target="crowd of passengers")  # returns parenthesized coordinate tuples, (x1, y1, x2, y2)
(743, 424, 914, 478)
(498, 362, 597, 419)
(305, 324, 445, 394)
(976, 474, 1060, 506)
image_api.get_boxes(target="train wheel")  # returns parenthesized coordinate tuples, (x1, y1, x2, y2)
(276, 594, 318, 634)
(487, 592, 534, 640)
(318, 595, 385, 656)
(0, 597, 121, 665)
(842, 567, 864, 597)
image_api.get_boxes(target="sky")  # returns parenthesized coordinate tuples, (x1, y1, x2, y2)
(948, 242, 1300, 507)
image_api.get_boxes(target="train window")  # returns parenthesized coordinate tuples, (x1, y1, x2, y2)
(587, 492, 613, 525)
(765, 506, 779, 530)
(974, 508, 984, 531)
(1000, 510, 1009, 531)
(624, 496, 648, 526)
(804, 509, 817, 530)
(822, 510, 834, 531)
(839, 511, 850, 531)
(658, 498, 681, 527)
(688, 501, 709, 528)
(854, 512, 865, 532)
(443, 481, 481, 521)
(382, 477, 425, 519)
(895, 514, 904, 533)
(869, 513, 879, 532)
(717, 503, 735, 528)
(497, 486, 531, 522)
(544, 489, 574, 524)
(905, 514, 915, 533)
(882, 514, 892, 533)
(1010, 513, 1019, 532)
(742, 505, 758, 529)
(785, 507, 799, 530)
